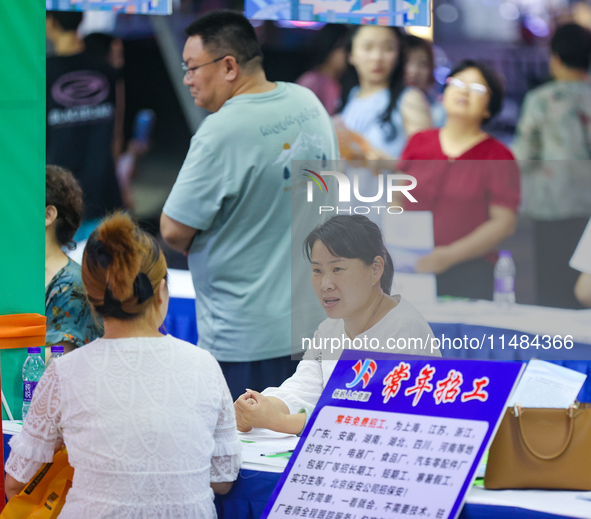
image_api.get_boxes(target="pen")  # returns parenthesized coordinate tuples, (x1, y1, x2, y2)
(261, 450, 294, 457)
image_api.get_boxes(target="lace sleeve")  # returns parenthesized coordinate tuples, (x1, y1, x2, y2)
(210, 362, 241, 483)
(5, 362, 63, 483)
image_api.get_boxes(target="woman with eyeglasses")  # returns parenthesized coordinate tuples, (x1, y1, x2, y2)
(398, 60, 521, 300)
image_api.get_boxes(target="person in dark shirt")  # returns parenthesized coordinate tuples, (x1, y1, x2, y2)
(46, 11, 123, 239)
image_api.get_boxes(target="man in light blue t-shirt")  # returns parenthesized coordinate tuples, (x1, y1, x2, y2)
(161, 11, 339, 399)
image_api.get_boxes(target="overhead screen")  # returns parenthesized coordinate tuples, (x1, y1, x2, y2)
(47, 0, 430, 25)
(246, 0, 431, 26)
(46, 0, 172, 15)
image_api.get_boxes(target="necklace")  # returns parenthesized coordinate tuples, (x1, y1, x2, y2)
(346, 293, 385, 339)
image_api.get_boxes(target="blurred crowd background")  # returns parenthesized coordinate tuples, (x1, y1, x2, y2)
(46, 0, 591, 305)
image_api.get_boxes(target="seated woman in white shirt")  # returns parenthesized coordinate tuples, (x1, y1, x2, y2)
(234, 215, 439, 436)
(5, 212, 241, 518)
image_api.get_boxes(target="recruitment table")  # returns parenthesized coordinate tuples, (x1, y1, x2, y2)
(161, 269, 591, 517)
(164, 269, 591, 401)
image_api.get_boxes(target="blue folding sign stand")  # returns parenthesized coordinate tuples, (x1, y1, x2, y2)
(261, 352, 523, 519)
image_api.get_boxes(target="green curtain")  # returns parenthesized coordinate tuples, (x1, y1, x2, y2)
(0, 0, 45, 420)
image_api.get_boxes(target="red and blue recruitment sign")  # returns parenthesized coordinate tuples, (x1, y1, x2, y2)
(261, 351, 523, 519)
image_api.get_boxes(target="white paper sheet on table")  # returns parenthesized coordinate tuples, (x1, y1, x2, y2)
(507, 359, 587, 408)
(239, 429, 300, 472)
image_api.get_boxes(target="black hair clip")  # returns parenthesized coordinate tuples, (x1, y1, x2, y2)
(133, 272, 154, 304)
(103, 286, 122, 310)
(86, 235, 112, 269)
(97, 286, 134, 320)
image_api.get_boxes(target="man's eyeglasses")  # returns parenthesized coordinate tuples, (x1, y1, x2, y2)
(446, 77, 488, 96)
(182, 53, 260, 78)
(181, 56, 225, 78)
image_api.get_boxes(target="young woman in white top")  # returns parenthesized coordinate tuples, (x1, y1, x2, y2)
(5, 213, 241, 519)
(234, 215, 439, 436)
(336, 25, 432, 160)
(404, 34, 446, 128)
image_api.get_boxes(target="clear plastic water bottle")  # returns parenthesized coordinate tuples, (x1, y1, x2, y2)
(22, 347, 46, 418)
(494, 250, 516, 306)
(47, 345, 64, 367)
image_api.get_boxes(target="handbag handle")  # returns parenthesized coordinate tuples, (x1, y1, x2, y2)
(516, 409, 575, 460)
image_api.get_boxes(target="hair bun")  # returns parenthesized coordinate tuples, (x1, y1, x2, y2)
(97, 213, 142, 302)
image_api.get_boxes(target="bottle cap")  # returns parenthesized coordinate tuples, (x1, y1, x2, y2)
(499, 250, 512, 258)
(27, 347, 42, 354)
(51, 345, 64, 353)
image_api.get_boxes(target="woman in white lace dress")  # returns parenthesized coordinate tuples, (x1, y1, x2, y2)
(5, 212, 241, 518)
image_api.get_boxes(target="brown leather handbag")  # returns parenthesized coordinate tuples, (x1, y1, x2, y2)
(484, 403, 591, 490)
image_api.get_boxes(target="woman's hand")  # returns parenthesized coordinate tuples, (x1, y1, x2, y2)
(233, 392, 256, 432)
(211, 481, 233, 495)
(415, 247, 456, 275)
(234, 390, 286, 432)
(234, 390, 307, 435)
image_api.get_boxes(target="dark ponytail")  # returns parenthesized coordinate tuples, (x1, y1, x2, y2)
(46, 165, 84, 250)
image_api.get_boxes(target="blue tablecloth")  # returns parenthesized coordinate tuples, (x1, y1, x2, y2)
(215, 469, 573, 519)
(164, 297, 198, 346)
